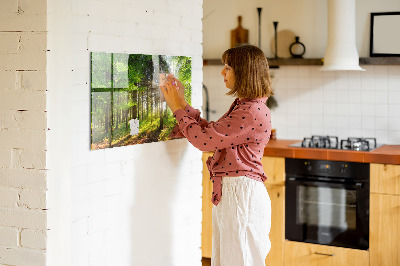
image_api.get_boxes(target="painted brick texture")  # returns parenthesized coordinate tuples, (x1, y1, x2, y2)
(46, 0, 203, 266)
(0, 0, 48, 265)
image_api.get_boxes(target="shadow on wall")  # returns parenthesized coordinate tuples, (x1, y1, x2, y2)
(129, 139, 190, 265)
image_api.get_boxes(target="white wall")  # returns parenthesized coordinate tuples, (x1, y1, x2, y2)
(0, 0, 48, 265)
(203, 0, 400, 145)
(203, 0, 400, 58)
(46, 0, 203, 266)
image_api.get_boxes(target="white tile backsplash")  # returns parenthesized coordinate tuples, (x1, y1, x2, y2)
(274, 65, 400, 144)
(204, 64, 400, 144)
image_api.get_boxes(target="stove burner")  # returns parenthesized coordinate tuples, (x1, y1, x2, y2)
(340, 137, 377, 151)
(294, 136, 378, 151)
(301, 135, 339, 149)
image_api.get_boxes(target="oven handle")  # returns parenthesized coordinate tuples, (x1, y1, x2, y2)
(286, 177, 364, 189)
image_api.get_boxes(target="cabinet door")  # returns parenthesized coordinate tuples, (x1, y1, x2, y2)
(264, 184, 284, 266)
(370, 163, 400, 195)
(284, 241, 369, 266)
(370, 193, 400, 266)
(261, 156, 285, 185)
(202, 152, 213, 258)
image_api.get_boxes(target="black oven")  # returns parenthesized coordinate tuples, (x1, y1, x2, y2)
(285, 158, 369, 250)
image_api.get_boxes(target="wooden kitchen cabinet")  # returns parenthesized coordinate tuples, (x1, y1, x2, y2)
(264, 184, 285, 266)
(284, 241, 369, 266)
(370, 163, 400, 266)
(201, 152, 213, 258)
(370, 193, 400, 266)
(370, 163, 400, 195)
(201, 154, 286, 266)
(262, 156, 285, 266)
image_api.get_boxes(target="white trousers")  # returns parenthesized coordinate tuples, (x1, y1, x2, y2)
(212, 176, 271, 266)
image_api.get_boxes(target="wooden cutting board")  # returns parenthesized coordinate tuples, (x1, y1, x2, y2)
(231, 16, 249, 48)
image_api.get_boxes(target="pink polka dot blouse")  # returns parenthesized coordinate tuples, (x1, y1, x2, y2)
(171, 97, 272, 206)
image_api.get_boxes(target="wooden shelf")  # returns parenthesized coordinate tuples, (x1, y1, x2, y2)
(203, 57, 400, 67)
(359, 57, 400, 65)
(203, 58, 323, 67)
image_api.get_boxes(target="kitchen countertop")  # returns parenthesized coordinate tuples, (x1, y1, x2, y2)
(263, 139, 400, 165)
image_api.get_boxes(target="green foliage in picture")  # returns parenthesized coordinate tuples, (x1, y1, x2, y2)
(90, 52, 192, 150)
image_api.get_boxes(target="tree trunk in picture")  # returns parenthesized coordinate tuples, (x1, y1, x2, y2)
(159, 101, 163, 131)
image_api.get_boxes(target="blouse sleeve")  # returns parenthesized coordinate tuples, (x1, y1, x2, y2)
(170, 104, 210, 138)
(173, 106, 257, 151)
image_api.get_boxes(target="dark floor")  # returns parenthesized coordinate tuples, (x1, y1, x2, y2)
(202, 257, 211, 266)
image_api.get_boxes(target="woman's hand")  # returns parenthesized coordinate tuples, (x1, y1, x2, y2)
(160, 75, 186, 113)
(173, 76, 188, 108)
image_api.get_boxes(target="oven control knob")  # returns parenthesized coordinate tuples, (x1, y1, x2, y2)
(304, 161, 312, 171)
(340, 164, 347, 174)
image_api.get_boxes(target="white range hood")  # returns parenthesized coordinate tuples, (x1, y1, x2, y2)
(320, 0, 365, 71)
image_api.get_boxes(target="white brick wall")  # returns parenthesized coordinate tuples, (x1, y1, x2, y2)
(46, 1, 203, 266)
(0, 0, 48, 265)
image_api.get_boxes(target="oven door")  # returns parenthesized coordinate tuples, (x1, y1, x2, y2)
(285, 177, 369, 250)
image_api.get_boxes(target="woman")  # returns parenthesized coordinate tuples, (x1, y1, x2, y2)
(161, 44, 273, 266)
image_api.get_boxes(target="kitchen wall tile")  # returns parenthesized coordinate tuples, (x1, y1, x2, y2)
(310, 76, 324, 90)
(349, 116, 362, 129)
(388, 91, 400, 104)
(336, 90, 349, 103)
(374, 130, 389, 144)
(310, 66, 324, 77)
(375, 117, 389, 130)
(322, 70, 335, 78)
(311, 86, 323, 101)
(348, 71, 362, 90)
(375, 104, 389, 117)
(286, 77, 299, 89)
(205, 65, 399, 144)
(374, 77, 388, 91)
(336, 128, 349, 140)
(323, 103, 336, 115)
(349, 128, 363, 137)
(374, 90, 388, 104)
(387, 65, 400, 76)
(298, 67, 311, 78)
(298, 101, 312, 114)
(388, 75, 400, 91)
(336, 103, 349, 116)
(361, 90, 375, 103)
(374, 65, 388, 77)
(362, 116, 375, 130)
(335, 72, 349, 90)
(311, 114, 324, 129)
(348, 103, 362, 116)
(388, 117, 400, 131)
(389, 104, 400, 117)
(311, 127, 325, 136)
(361, 103, 375, 117)
(298, 89, 313, 103)
(311, 101, 324, 113)
(388, 131, 400, 143)
(361, 71, 374, 91)
(336, 115, 349, 129)
(323, 85, 336, 103)
(285, 66, 298, 77)
(298, 77, 311, 89)
(362, 128, 375, 138)
(348, 90, 362, 103)
(323, 115, 336, 129)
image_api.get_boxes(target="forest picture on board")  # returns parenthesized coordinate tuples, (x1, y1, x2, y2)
(90, 52, 192, 150)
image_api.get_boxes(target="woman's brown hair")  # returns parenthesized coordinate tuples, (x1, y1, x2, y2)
(221, 44, 273, 99)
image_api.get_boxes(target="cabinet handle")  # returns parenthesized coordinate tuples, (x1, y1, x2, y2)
(314, 252, 335, 257)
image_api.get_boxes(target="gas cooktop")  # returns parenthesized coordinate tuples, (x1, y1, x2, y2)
(289, 135, 382, 151)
